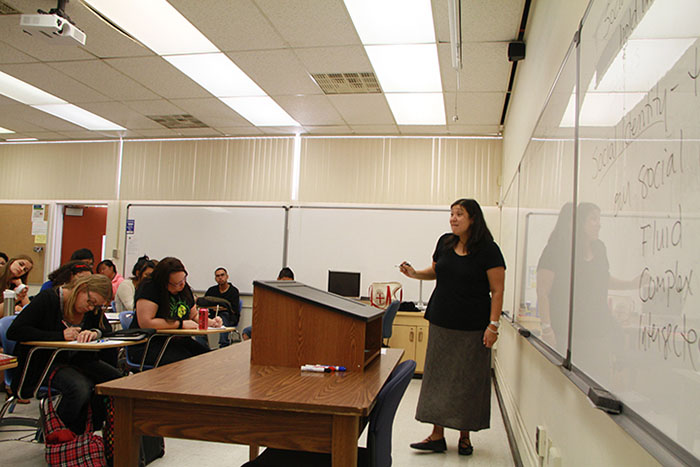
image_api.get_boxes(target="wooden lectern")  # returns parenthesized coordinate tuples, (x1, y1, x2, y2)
(251, 280, 384, 371)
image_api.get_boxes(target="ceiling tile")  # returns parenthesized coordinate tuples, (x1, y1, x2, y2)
(0, 41, 38, 65)
(274, 95, 344, 126)
(78, 101, 165, 130)
(255, 0, 360, 47)
(169, 97, 252, 127)
(0, 62, 110, 103)
(439, 42, 511, 93)
(302, 124, 352, 134)
(348, 124, 400, 135)
(215, 126, 265, 136)
(328, 94, 394, 125)
(49, 60, 161, 101)
(105, 57, 212, 99)
(122, 99, 186, 116)
(169, 0, 286, 52)
(227, 49, 322, 96)
(445, 92, 506, 125)
(294, 46, 371, 74)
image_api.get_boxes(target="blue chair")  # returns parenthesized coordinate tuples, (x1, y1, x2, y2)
(119, 311, 153, 371)
(242, 359, 417, 467)
(0, 315, 41, 431)
(382, 301, 401, 346)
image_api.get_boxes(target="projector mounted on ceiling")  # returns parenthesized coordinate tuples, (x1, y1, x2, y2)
(19, 0, 86, 46)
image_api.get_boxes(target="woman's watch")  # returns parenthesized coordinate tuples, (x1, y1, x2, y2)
(489, 320, 500, 328)
(178, 320, 183, 329)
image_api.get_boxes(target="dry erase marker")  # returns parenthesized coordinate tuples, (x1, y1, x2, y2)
(326, 365, 346, 372)
(301, 365, 330, 373)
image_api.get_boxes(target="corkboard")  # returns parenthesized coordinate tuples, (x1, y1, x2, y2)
(0, 204, 46, 284)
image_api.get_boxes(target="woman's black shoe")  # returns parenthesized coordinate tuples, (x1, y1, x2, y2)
(409, 437, 447, 452)
(458, 442, 474, 455)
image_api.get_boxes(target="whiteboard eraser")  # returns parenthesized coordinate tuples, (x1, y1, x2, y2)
(518, 328, 531, 337)
(587, 387, 622, 414)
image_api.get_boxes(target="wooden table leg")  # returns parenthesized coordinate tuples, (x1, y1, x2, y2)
(331, 415, 358, 467)
(113, 397, 140, 467)
(249, 443, 260, 460)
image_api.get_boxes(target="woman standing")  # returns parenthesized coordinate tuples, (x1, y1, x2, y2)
(400, 198, 505, 455)
(0, 255, 34, 314)
(7, 274, 120, 434)
(129, 257, 222, 366)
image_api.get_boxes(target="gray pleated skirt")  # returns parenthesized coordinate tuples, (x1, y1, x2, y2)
(415, 323, 491, 431)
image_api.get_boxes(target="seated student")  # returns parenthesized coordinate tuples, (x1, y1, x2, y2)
(204, 268, 240, 347)
(114, 257, 155, 313)
(96, 259, 124, 296)
(242, 267, 294, 340)
(7, 274, 120, 435)
(0, 255, 34, 315)
(40, 260, 92, 292)
(70, 248, 95, 272)
(128, 257, 223, 367)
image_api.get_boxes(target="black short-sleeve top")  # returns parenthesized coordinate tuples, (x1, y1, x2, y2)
(424, 233, 506, 331)
(132, 279, 194, 328)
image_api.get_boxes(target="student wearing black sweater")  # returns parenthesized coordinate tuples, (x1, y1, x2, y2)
(8, 274, 120, 434)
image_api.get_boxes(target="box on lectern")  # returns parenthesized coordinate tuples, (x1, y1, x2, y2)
(251, 280, 384, 371)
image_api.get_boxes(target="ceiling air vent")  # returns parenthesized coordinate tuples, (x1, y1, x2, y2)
(311, 72, 381, 94)
(0, 1, 21, 14)
(148, 114, 208, 129)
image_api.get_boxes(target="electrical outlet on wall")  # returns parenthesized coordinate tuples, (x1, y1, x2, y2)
(535, 425, 547, 456)
(548, 446, 562, 467)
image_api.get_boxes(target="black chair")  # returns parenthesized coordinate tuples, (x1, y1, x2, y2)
(381, 300, 401, 347)
(242, 359, 416, 467)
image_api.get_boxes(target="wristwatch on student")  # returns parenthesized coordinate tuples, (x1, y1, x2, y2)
(178, 320, 183, 329)
(489, 320, 500, 328)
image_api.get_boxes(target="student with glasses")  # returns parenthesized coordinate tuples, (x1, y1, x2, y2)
(128, 257, 223, 367)
(7, 274, 120, 435)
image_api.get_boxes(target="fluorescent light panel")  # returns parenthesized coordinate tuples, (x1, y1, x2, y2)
(164, 53, 266, 97)
(365, 44, 442, 92)
(33, 104, 125, 131)
(220, 97, 298, 126)
(0, 126, 15, 134)
(85, 0, 298, 128)
(344, 0, 445, 125)
(83, 0, 217, 55)
(0, 70, 65, 105)
(6, 138, 38, 142)
(0, 71, 124, 131)
(385, 93, 446, 125)
(344, 0, 436, 45)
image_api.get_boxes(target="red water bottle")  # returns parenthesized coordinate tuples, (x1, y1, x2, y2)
(198, 308, 208, 329)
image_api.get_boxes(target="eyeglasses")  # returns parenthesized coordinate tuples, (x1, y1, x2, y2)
(86, 292, 106, 310)
(168, 278, 187, 287)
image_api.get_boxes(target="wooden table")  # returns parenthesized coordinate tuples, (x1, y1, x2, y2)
(97, 341, 403, 467)
(18, 339, 147, 399)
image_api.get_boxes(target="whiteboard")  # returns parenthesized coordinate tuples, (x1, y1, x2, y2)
(512, 0, 700, 459)
(286, 206, 500, 303)
(124, 205, 287, 293)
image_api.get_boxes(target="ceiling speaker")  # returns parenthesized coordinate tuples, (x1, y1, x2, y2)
(508, 41, 526, 62)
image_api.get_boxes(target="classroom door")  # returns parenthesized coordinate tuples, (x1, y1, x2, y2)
(60, 206, 107, 267)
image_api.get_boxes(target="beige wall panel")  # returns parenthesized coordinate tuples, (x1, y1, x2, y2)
(121, 138, 294, 201)
(0, 142, 118, 200)
(299, 137, 501, 206)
